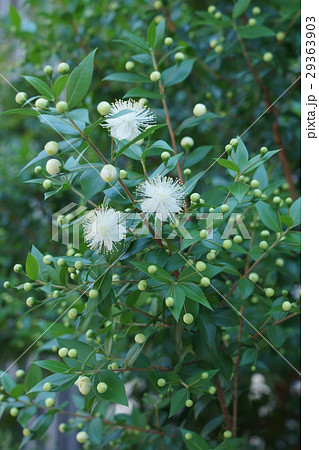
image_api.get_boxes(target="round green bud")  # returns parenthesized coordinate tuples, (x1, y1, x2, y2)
(285, 197, 293, 206)
(196, 261, 207, 272)
(200, 229, 208, 239)
(265, 287, 275, 298)
(164, 37, 173, 46)
(148, 265, 157, 274)
(190, 192, 200, 202)
(68, 308, 78, 319)
(183, 313, 194, 325)
(259, 240, 268, 250)
(86, 329, 94, 338)
(282, 301, 291, 312)
(119, 169, 127, 180)
(165, 297, 175, 307)
(97, 382, 108, 393)
(221, 204, 230, 213)
(209, 39, 218, 48)
(58, 62, 70, 74)
(215, 44, 223, 53)
(150, 71, 161, 82)
(44, 65, 53, 76)
(200, 277, 210, 287)
(276, 31, 285, 41)
(74, 261, 83, 270)
(184, 168, 192, 177)
(251, 296, 259, 304)
(43, 382, 53, 392)
(263, 52, 273, 63)
(45, 141, 59, 156)
(181, 136, 194, 149)
(13, 263, 23, 273)
(185, 399, 193, 408)
(16, 369, 25, 378)
(157, 378, 166, 387)
(56, 101, 68, 113)
(45, 397, 55, 408)
(244, 176, 250, 184)
(207, 5, 216, 14)
(58, 347, 68, 359)
(250, 179, 260, 189)
(238, 175, 245, 182)
(76, 431, 89, 444)
(35, 98, 49, 110)
(3, 281, 10, 288)
(10, 407, 19, 417)
(138, 280, 148, 291)
(223, 239, 232, 250)
(208, 385, 216, 395)
(154, 0, 162, 8)
(201, 372, 209, 380)
(224, 430, 232, 439)
(59, 423, 67, 433)
(251, 365, 256, 371)
(260, 146, 268, 156)
(97, 101, 111, 115)
(43, 180, 52, 189)
(249, 18, 256, 26)
(248, 272, 259, 283)
(100, 164, 117, 183)
(193, 103, 207, 117)
(175, 52, 185, 62)
(34, 165, 42, 174)
(89, 289, 99, 299)
(161, 151, 170, 162)
(276, 258, 284, 267)
(207, 251, 216, 261)
(209, 207, 215, 212)
(214, 11, 222, 19)
(233, 235, 243, 244)
(23, 282, 32, 292)
(282, 289, 289, 297)
(68, 348, 78, 358)
(260, 230, 270, 239)
(185, 432, 193, 440)
(56, 258, 65, 268)
(15, 92, 28, 105)
(43, 254, 52, 265)
(46, 158, 61, 175)
(230, 138, 239, 148)
(252, 6, 261, 15)
(273, 196, 281, 205)
(125, 61, 134, 71)
(225, 144, 232, 153)
(26, 297, 35, 307)
(253, 189, 262, 198)
(23, 428, 31, 437)
(135, 333, 146, 344)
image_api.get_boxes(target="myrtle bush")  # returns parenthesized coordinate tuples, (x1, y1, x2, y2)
(1, 1, 300, 449)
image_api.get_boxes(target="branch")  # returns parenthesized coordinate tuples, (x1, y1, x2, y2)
(216, 375, 232, 430)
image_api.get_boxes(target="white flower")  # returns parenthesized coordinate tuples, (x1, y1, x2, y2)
(101, 99, 156, 141)
(83, 206, 126, 253)
(137, 176, 184, 222)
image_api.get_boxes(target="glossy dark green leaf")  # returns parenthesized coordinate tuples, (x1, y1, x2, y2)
(67, 49, 97, 109)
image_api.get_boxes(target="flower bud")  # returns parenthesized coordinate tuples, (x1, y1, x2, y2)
(68, 348, 78, 358)
(89, 289, 99, 299)
(119, 169, 127, 179)
(193, 103, 207, 117)
(265, 287, 275, 297)
(150, 71, 161, 82)
(138, 280, 148, 291)
(200, 229, 208, 239)
(175, 52, 185, 62)
(233, 235, 243, 244)
(215, 44, 223, 53)
(224, 430, 232, 439)
(45, 141, 59, 156)
(249, 18, 256, 26)
(148, 265, 157, 274)
(68, 308, 78, 319)
(183, 313, 194, 324)
(196, 261, 206, 272)
(97, 382, 108, 393)
(165, 297, 175, 307)
(164, 37, 173, 46)
(214, 11, 222, 19)
(57, 258, 65, 266)
(35, 98, 49, 110)
(125, 61, 135, 71)
(209, 39, 218, 48)
(58, 62, 70, 75)
(34, 165, 42, 174)
(26, 297, 35, 307)
(273, 196, 281, 205)
(43, 254, 52, 265)
(208, 5, 216, 13)
(190, 192, 200, 202)
(248, 272, 259, 283)
(263, 52, 273, 63)
(45, 397, 55, 407)
(259, 240, 268, 250)
(23, 428, 31, 437)
(221, 204, 230, 213)
(43, 382, 53, 392)
(56, 101, 68, 113)
(157, 378, 166, 387)
(250, 179, 260, 189)
(161, 151, 170, 162)
(135, 333, 146, 344)
(276, 31, 285, 41)
(58, 347, 68, 358)
(97, 101, 111, 116)
(15, 92, 28, 105)
(77, 376, 92, 395)
(10, 407, 19, 417)
(185, 399, 193, 407)
(16, 369, 25, 378)
(46, 159, 61, 175)
(252, 6, 261, 15)
(282, 301, 291, 312)
(100, 164, 117, 183)
(76, 431, 89, 443)
(44, 65, 53, 76)
(43, 180, 52, 189)
(181, 136, 194, 149)
(4, 281, 10, 288)
(285, 197, 293, 206)
(13, 263, 23, 273)
(223, 239, 232, 250)
(75, 260, 83, 270)
(24, 282, 32, 291)
(253, 189, 262, 198)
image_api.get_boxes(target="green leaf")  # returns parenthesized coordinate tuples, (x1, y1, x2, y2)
(184, 146, 212, 167)
(0, 371, 16, 393)
(1, 108, 40, 116)
(154, 19, 166, 50)
(181, 428, 210, 450)
(233, 0, 251, 19)
(254, 164, 268, 189)
(237, 25, 275, 39)
(289, 197, 301, 226)
(27, 373, 77, 393)
(9, 5, 21, 28)
(80, 168, 105, 201)
(238, 278, 255, 299)
(67, 49, 97, 110)
(162, 59, 195, 87)
(123, 87, 162, 99)
(216, 158, 240, 173)
(25, 252, 39, 281)
(280, 215, 294, 227)
(147, 20, 156, 48)
(166, 284, 185, 322)
(57, 338, 96, 365)
(17, 406, 37, 427)
(240, 348, 257, 366)
(176, 113, 220, 135)
(23, 76, 53, 99)
(103, 73, 149, 83)
(180, 283, 212, 310)
(256, 201, 281, 232)
(169, 388, 187, 417)
(92, 370, 128, 406)
(53, 75, 69, 98)
(88, 417, 103, 445)
(267, 326, 287, 347)
(33, 360, 69, 373)
(132, 261, 173, 283)
(115, 124, 166, 159)
(229, 182, 249, 203)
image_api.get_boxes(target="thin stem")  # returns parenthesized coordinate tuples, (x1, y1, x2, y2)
(216, 375, 232, 430)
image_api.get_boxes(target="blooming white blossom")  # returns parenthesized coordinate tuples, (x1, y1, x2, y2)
(137, 176, 184, 222)
(101, 99, 155, 141)
(83, 206, 126, 253)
